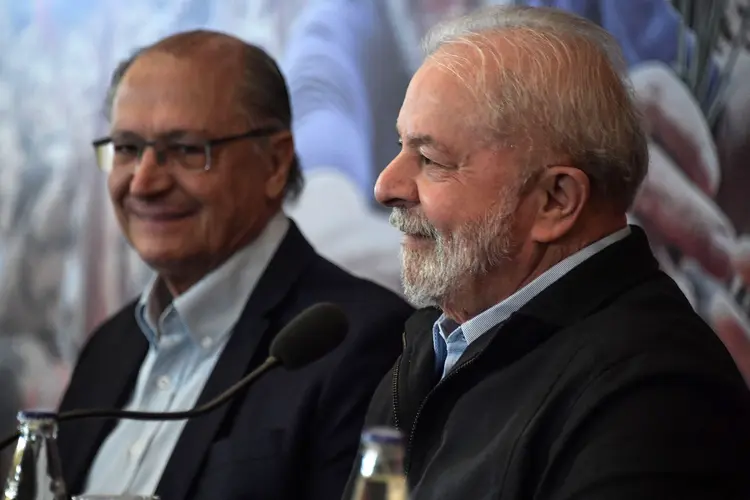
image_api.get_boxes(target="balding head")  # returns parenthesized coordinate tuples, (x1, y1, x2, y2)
(422, 6, 648, 212)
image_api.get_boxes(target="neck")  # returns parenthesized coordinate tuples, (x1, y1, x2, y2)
(441, 216, 627, 323)
(160, 235, 254, 297)
(160, 246, 242, 296)
(161, 243, 248, 296)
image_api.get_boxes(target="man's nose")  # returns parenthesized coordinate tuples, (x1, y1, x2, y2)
(374, 155, 419, 209)
(129, 146, 173, 195)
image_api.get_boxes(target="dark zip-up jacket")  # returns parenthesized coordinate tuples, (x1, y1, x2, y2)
(343, 226, 750, 500)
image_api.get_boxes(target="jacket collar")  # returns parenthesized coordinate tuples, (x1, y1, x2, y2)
(405, 225, 661, 342)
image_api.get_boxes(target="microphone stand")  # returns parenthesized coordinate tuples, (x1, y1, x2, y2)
(0, 356, 280, 451)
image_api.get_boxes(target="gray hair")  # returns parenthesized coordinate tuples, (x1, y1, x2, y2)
(422, 6, 648, 211)
(103, 32, 304, 200)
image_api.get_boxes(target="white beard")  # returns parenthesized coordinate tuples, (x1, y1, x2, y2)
(389, 189, 518, 308)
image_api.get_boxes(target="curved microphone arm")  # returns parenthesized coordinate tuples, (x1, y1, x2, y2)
(0, 356, 280, 452)
(0, 432, 17, 452)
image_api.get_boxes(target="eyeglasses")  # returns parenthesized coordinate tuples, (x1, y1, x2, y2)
(92, 127, 280, 174)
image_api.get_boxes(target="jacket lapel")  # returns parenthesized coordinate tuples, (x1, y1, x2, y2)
(155, 221, 316, 500)
(58, 305, 149, 494)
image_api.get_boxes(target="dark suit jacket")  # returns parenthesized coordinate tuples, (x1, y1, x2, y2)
(57, 221, 413, 500)
(344, 225, 750, 500)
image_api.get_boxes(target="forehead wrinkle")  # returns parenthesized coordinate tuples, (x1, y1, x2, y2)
(397, 116, 457, 159)
(425, 42, 507, 138)
(401, 58, 476, 123)
(400, 49, 530, 165)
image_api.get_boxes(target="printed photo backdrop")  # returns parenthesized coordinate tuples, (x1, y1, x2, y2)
(1, 0, 749, 472)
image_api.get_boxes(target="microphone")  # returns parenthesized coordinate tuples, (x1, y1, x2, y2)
(0, 302, 348, 451)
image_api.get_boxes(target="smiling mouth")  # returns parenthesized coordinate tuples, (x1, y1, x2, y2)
(403, 234, 435, 247)
(131, 210, 197, 222)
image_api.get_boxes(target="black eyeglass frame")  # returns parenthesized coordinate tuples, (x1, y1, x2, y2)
(91, 126, 282, 173)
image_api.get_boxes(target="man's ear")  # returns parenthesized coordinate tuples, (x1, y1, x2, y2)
(264, 131, 295, 200)
(530, 166, 590, 243)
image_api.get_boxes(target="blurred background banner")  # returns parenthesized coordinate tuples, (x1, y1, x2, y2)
(1, 0, 749, 471)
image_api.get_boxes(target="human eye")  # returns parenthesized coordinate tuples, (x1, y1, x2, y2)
(112, 143, 139, 157)
(419, 154, 437, 167)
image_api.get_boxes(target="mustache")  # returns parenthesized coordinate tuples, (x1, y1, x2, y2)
(389, 208, 440, 239)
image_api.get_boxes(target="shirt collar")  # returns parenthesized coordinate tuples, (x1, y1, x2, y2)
(136, 211, 290, 348)
(435, 226, 631, 345)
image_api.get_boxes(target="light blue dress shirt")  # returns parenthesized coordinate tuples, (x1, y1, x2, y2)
(434, 227, 631, 379)
(83, 212, 290, 496)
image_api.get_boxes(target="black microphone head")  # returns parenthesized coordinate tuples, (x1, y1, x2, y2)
(269, 302, 348, 369)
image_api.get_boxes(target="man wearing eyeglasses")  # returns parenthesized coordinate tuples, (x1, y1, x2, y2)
(55, 30, 412, 500)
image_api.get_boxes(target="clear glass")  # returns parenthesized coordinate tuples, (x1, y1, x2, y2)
(3, 411, 67, 500)
(350, 427, 408, 500)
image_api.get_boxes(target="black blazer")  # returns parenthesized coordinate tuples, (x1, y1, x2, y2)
(57, 221, 413, 500)
(344, 225, 750, 500)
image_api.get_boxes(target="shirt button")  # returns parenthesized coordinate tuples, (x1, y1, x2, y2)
(156, 375, 171, 390)
(201, 337, 213, 349)
(129, 439, 146, 459)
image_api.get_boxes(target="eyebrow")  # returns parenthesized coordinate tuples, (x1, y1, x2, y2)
(110, 129, 209, 141)
(397, 128, 453, 156)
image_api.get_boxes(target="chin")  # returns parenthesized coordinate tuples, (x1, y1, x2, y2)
(132, 242, 191, 271)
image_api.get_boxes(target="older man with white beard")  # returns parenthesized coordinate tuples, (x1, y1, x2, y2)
(342, 6, 750, 500)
